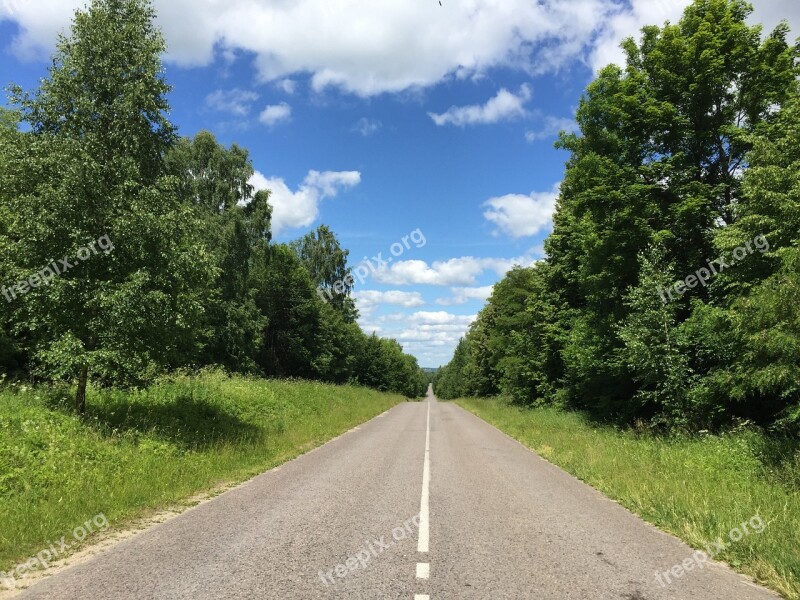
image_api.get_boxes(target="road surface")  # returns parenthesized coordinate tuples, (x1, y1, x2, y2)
(17, 386, 778, 599)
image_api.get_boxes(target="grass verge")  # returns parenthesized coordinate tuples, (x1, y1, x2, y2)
(456, 396, 800, 600)
(0, 371, 406, 572)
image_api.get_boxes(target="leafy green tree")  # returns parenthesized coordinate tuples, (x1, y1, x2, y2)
(5, 0, 215, 412)
(0, 109, 28, 375)
(255, 244, 320, 378)
(353, 334, 425, 397)
(545, 0, 797, 421)
(434, 338, 474, 400)
(695, 96, 800, 428)
(617, 246, 691, 426)
(438, 0, 799, 430)
(499, 263, 564, 406)
(311, 301, 362, 384)
(166, 131, 272, 372)
(292, 225, 358, 323)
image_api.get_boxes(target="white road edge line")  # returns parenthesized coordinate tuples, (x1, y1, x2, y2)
(416, 562, 430, 579)
(414, 596, 430, 600)
(418, 397, 431, 553)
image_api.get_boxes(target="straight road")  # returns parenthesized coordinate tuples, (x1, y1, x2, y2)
(17, 386, 778, 599)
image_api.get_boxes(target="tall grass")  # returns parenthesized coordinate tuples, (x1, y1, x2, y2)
(0, 371, 405, 569)
(457, 397, 800, 600)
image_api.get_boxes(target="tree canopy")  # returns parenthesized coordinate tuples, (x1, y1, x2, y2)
(0, 0, 428, 410)
(436, 0, 800, 433)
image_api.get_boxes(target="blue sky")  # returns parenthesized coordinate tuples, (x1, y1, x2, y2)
(1, 0, 797, 367)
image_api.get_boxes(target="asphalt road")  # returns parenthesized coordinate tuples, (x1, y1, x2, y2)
(17, 386, 779, 599)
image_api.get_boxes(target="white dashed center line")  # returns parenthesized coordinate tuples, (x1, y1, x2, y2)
(418, 397, 431, 553)
(414, 395, 433, 599)
(416, 562, 430, 579)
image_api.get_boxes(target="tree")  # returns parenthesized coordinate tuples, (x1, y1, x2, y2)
(255, 244, 320, 378)
(499, 263, 564, 406)
(438, 0, 799, 429)
(0, 109, 28, 376)
(5, 0, 215, 413)
(166, 131, 272, 372)
(696, 96, 800, 428)
(544, 0, 797, 421)
(433, 338, 474, 400)
(291, 225, 358, 323)
(617, 246, 691, 426)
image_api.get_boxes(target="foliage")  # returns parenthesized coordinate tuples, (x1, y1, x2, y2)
(291, 225, 358, 323)
(436, 0, 800, 432)
(4, 0, 215, 412)
(0, 372, 407, 569)
(0, 0, 427, 409)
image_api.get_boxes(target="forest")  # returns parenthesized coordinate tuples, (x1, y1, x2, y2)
(436, 0, 800, 433)
(0, 0, 428, 411)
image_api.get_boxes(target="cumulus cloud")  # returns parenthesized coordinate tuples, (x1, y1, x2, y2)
(0, 0, 616, 95)
(483, 184, 560, 239)
(353, 117, 382, 136)
(429, 85, 532, 127)
(354, 290, 426, 318)
(358, 309, 479, 367)
(373, 251, 540, 287)
(395, 312, 477, 351)
(258, 103, 292, 127)
(205, 88, 259, 116)
(3, 1, 797, 95)
(276, 78, 297, 94)
(589, 0, 800, 73)
(374, 258, 484, 287)
(249, 169, 361, 235)
(436, 286, 494, 306)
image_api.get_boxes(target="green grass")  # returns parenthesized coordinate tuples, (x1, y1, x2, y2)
(0, 371, 406, 570)
(456, 396, 800, 600)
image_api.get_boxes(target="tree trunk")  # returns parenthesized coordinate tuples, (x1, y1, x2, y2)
(75, 365, 88, 415)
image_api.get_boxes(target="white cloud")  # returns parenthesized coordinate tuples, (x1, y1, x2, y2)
(407, 311, 476, 326)
(395, 312, 477, 358)
(525, 116, 578, 142)
(258, 102, 292, 127)
(353, 117, 382, 136)
(205, 88, 259, 116)
(358, 309, 479, 367)
(249, 169, 361, 235)
(436, 285, 494, 306)
(374, 258, 484, 287)
(0, 0, 616, 95)
(483, 184, 560, 239)
(429, 85, 531, 127)
(373, 251, 540, 287)
(353, 290, 425, 318)
(590, 1, 688, 72)
(3, 1, 798, 95)
(589, 1, 800, 73)
(276, 78, 297, 94)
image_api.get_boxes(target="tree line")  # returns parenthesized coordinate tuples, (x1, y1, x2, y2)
(436, 0, 800, 432)
(0, 0, 428, 412)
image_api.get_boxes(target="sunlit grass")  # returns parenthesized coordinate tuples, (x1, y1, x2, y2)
(0, 371, 405, 569)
